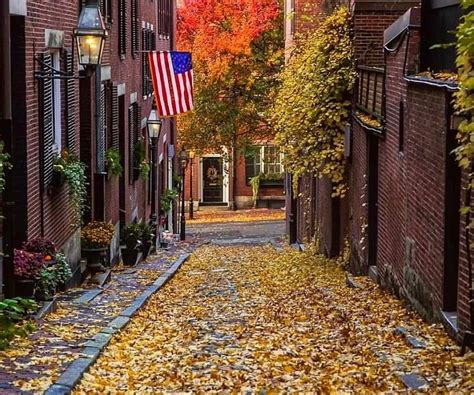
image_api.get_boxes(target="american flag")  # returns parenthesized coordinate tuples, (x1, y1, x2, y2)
(148, 51, 194, 117)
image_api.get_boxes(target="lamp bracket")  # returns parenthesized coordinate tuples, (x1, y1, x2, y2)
(34, 54, 85, 80)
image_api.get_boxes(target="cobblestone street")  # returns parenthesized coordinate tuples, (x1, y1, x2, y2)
(75, 243, 473, 393)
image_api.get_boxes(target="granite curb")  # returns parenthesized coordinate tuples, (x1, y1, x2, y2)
(44, 253, 191, 395)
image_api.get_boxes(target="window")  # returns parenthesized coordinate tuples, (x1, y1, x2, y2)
(158, 0, 171, 38)
(52, 51, 62, 153)
(245, 145, 284, 181)
(142, 26, 155, 97)
(399, 101, 405, 153)
(100, 0, 113, 24)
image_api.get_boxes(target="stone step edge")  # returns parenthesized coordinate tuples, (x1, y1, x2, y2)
(44, 253, 191, 395)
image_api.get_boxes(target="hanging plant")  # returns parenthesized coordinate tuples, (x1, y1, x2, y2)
(54, 150, 88, 227)
(249, 174, 261, 208)
(273, 7, 355, 197)
(0, 141, 12, 193)
(105, 148, 123, 177)
(139, 159, 151, 181)
(160, 189, 178, 213)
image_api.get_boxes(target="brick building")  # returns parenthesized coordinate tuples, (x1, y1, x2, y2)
(182, 147, 285, 212)
(0, 0, 176, 297)
(349, 0, 471, 341)
(285, 0, 473, 343)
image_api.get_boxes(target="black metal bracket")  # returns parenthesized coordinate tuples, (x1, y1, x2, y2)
(34, 54, 86, 80)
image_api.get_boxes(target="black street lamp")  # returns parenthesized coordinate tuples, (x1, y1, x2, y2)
(189, 150, 195, 220)
(147, 109, 162, 248)
(179, 148, 189, 241)
(74, 1, 107, 67)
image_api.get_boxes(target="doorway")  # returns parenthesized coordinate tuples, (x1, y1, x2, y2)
(442, 117, 461, 314)
(202, 157, 224, 203)
(118, 95, 126, 231)
(367, 133, 379, 268)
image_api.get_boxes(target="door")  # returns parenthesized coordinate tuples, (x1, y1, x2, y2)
(367, 133, 379, 267)
(202, 157, 223, 203)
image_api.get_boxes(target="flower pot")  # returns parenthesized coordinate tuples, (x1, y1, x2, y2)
(50, 170, 66, 188)
(121, 246, 140, 266)
(35, 288, 55, 301)
(15, 279, 35, 298)
(82, 247, 108, 273)
(141, 240, 153, 260)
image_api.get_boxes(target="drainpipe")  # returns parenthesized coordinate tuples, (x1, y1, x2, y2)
(0, 0, 12, 299)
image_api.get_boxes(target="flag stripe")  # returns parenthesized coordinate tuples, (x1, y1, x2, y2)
(149, 52, 166, 116)
(177, 73, 188, 113)
(166, 52, 182, 114)
(148, 51, 194, 117)
(159, 53, 175, 116)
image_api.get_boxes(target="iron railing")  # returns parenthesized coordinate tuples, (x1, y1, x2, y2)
(356, 66, 385, 120)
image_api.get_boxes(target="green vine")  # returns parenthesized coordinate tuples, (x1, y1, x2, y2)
(139, 159, 151, 181)
(0, 141, 12, 193)
(273, 7, 355, 197)
(160, 189, 178, 213)
(133, 139, 150, 181)
(54, 151, 88, 227)
(455, 0, 474, 239)
(249, 175, 261, 207)
(105, 148, 123, 177)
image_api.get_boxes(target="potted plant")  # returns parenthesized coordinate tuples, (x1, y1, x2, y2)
(53, 252, 73, 291)
(105, 148, 123, 178)
(138, 222, 154, 260)
(13, 249, 45, 298)
(81, 221, 115, 273)
(160, 230, 173, 249)
(23, 237, 57, 261)
(52, 150, 87, 227)
(35, 266, 57, 301)
(133, 138, 147, 181)
(160, 188, 178, 214)
(120, 223, 142, 266)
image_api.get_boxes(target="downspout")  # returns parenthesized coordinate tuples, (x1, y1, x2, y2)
(0, 0, 12, 298)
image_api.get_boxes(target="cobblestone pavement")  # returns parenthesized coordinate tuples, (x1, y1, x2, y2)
(0, 211, 285, 394)
(188, 216, 285, 242)
(0, 240, 198, 394)
(75, 245, 474, 393)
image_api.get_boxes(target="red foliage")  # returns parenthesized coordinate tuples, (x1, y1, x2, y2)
(178, 0, 280, 79)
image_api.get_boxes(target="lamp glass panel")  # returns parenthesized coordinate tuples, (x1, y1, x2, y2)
(78, 7, 103, 29)
(77, 35, 103, 65)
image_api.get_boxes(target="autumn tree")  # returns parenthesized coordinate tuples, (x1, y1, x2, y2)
(177, 0, 284, 155)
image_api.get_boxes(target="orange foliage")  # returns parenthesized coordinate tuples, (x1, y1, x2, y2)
(178, 0, 280, 80)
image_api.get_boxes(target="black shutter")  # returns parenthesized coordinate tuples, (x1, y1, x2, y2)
(142, 28, 146, 96)
(128, 104, 135, 184)
(111, 85, 119, 151)
(97, 84, 106, 173)
(131, 0, 139, 57)
(40, 53, 54, 188)
(119, 0, 127, 56)
(64, 50, 77, 154)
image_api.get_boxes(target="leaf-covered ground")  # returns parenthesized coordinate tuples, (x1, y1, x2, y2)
(187, 208, 285, 225)
(75, 245, 474, 393)
(0, 243, 196, 394)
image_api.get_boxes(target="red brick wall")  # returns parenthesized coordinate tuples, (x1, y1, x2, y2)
(21, 0, 80, 247)
(88, 0, 175, 227)
(458, 170, 473, 334)
(353, 1, 419, 67)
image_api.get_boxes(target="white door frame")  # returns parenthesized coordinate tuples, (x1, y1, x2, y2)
(200, 154, 229, 204)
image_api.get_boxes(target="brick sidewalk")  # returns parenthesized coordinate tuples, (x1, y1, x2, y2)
(0, 239, 200, 394)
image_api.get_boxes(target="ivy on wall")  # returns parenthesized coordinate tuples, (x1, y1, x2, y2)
(455, 0, 474, 242)
(273, 7, 355, 197)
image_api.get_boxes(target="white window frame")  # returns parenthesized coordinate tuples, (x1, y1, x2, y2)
(52, 50, 62, 152)
(261, 145, 283, 174)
